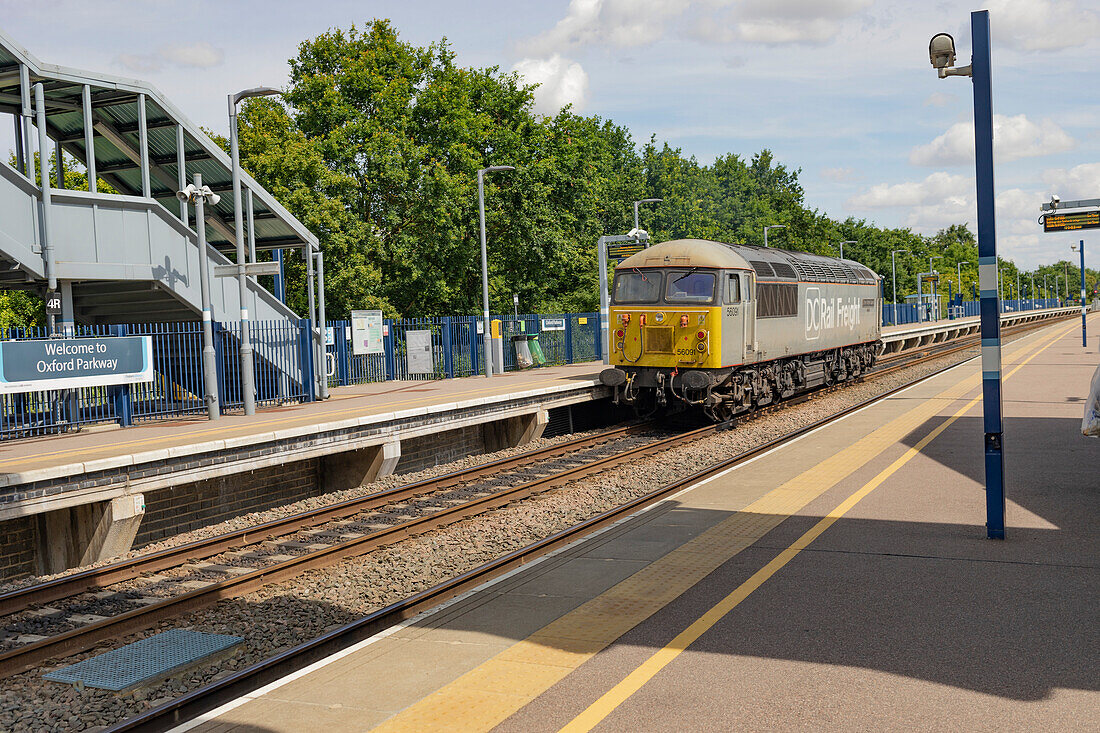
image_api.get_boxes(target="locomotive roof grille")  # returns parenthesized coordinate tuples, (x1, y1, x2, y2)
(748, 260, 776, 278)
(770, 261, 799, 280)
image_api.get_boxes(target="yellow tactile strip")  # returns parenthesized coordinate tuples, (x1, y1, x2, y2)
(368, 342, 1014, 733)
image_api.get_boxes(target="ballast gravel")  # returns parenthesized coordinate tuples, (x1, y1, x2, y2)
(0, 343, 1003, 731)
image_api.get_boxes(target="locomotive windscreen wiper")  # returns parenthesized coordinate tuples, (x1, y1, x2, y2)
(673, 267, 698, 283)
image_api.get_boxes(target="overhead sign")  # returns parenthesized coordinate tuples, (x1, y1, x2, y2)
(1043, 210, 1100, 233)
(606, 241, 646, 263)
(350, 310, 384, 355)
(0, 336, 154, 394)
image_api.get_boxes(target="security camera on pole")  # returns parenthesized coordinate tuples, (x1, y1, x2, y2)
(929, 13, 1006, 538)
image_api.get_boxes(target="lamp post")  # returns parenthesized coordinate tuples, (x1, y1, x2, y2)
(1054, 275, 1060, 305)
(1064, 261, 1070, 297)
(177, 174, 222, 420)
(477, 165, 515, 378)
(891, 249, 908, 324)
(1044, 273, 1049, 305)
(1072, 241, 1086, 346)
(839, 240, 856, 259)
(229, 86, 281, 415)
(763, 225, 786, 248)
(633, 198, 662, 231)
(929, 255, 943, 320)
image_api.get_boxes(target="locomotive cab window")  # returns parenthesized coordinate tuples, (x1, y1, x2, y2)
(665, 270, 716, 304)
(613, 271, 661, 304)
(725, 274, 741, 303)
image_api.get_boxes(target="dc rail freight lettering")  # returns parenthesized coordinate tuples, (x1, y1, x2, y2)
(599, 239, 884, 421)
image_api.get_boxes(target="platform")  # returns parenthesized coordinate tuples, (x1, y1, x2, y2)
(0, 362, 606, 577)
(189, 314, 1099, 732)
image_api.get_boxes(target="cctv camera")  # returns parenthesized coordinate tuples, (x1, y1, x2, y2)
(1050, 194, 1060, 210)
(929, 33, 956, 70)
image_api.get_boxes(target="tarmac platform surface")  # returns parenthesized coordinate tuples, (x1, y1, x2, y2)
(186, 314, 1099, 732)
(0, 361, 604, 482)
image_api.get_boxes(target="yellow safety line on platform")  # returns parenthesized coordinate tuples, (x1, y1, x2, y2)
(0, 370, 593, 470)
(367, 323, 1070, 733)
(558, 321, 1073, 733)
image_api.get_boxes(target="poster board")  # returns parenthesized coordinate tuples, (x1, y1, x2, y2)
(351, 310, 384, 355)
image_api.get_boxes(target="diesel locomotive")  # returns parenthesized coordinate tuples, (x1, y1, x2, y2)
(598, 238, 883, 421)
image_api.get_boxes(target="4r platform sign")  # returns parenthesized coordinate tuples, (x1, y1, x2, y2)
(0, 336, 154, 394)
(1043, 210, 1100, 233)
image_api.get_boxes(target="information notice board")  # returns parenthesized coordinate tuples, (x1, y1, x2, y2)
(350, 310, 384, 355)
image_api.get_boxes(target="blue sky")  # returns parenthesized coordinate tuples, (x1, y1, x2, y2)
(3, 0, 1098, 269)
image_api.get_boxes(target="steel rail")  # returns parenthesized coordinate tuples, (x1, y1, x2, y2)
(0, 421, 655, 617)
(106, 322, 1000, 733)
(0, 423, 718, 679)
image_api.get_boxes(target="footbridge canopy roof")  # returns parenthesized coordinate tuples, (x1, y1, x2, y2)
(0, 28, 318, 253)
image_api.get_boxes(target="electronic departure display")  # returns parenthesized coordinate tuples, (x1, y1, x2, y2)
(606, 241, 647, 262)
(1043, 210, 1100, 233)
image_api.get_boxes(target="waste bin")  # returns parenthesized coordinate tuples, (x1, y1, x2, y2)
(527, 334, 547, 366)
(512, 335, 534, 369)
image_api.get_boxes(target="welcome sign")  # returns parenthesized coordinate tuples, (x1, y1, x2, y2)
(0, 336, 154, 393)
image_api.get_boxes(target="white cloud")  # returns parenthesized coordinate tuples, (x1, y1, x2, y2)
(922, 92, 957, 107)
(1042, 162, 1100, 200)
(985, 0, 1100, 52)
(821, 166, 856, 182)
(526, 0, 872, 53)
(115, 41, 224, 74)
(847, 173, 1060, 266)
(159, 42, 224, 69)
(691, 0, 873, 45)
(513, 55, 590, 114)
(848, 171, 970, 209)
(527, 0, 685, 55)
(115, 53, 162, 73)
(909, 114, 1075, 166)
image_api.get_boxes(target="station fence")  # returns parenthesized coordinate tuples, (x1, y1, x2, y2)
(1, 300, 1074, 441)
(0, 313, 601, 441)
(881, 298, 1061, 326)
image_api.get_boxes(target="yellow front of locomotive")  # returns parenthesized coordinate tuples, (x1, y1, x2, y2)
(605, 239, 742, 373)
(608, 301, 723, 370)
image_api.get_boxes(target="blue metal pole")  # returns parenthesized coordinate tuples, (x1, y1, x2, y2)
(1080, 240, 1087, 347)
(273, 248, 285, 303)
(971, 10, 1005, 540)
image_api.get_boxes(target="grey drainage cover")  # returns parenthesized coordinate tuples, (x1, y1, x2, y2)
(43, 629, 242, 692)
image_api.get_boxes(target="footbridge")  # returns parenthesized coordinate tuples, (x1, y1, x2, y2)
(0, 28, 325, 395)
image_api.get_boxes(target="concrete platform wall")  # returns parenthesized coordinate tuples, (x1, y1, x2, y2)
(0, 399, 612, 580)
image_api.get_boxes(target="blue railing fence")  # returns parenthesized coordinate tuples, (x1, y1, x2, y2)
(881, 298, 1061, 326)
(0, 313, 601, 440)
(3, 297, 1072, 441)
(0, 319, 312, 441)
(325, 313, 600, 387)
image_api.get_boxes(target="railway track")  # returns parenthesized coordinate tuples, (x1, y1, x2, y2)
(1, 313, 1074, 716)
(108, 313, 1077, 733)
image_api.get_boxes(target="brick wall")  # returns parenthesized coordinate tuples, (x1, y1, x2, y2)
(396, 425, 486, 474)
(0, 515, 38, 580)
(135, 459, 322, 547)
